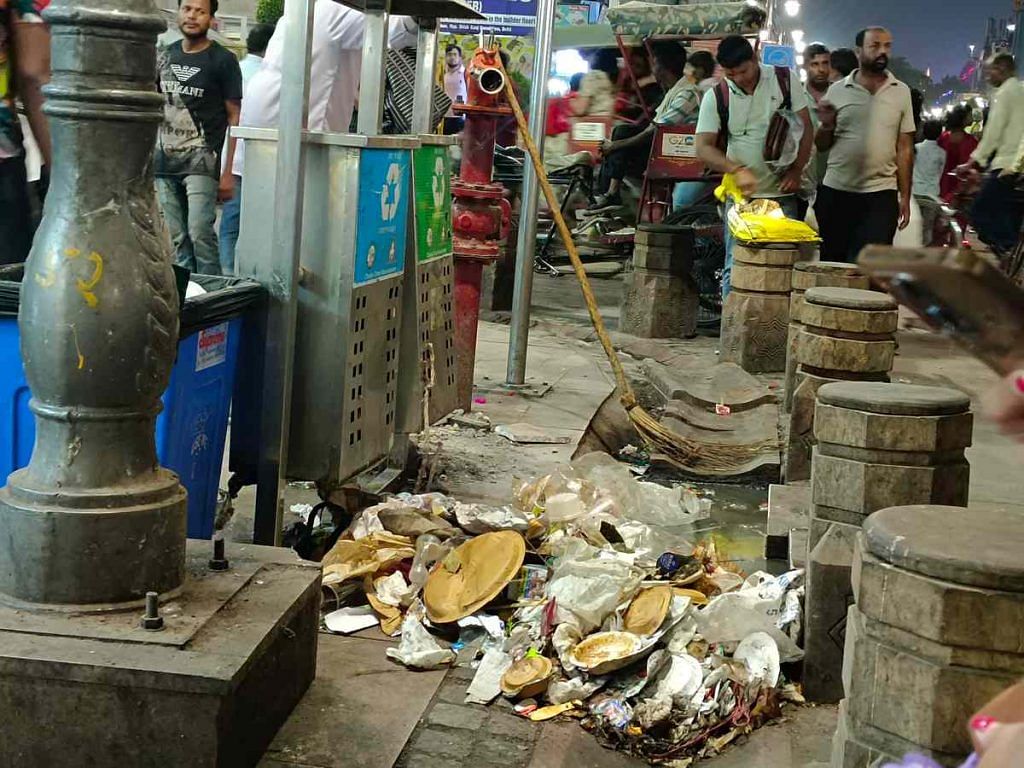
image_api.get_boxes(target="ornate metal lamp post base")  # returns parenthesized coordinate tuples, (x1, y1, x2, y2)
(0, 0, 187, 608)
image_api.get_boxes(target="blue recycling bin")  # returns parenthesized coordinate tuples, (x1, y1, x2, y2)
(0, 271, 264, 539)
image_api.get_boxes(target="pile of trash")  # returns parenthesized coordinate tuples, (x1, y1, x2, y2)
(319, 452, 804, 764)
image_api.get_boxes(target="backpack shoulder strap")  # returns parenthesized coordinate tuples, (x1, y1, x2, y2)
(774, 65, 792, 110)
(714, 80, 730, 150)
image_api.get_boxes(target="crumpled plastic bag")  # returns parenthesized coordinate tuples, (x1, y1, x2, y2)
(455, 502, 530, 534)
(694, 570, 804, 662)
(647, 652, 705, 708)
(633, 694, 673, 729)
(374, 570, 416, 608)
(715, 173, 820, 244)
(546, 555, 643, 633)
(322, 533, 415, 583)
(547, 675, 606, 705)
(385, 600, 455, 670)
(552, 622, 582, 670)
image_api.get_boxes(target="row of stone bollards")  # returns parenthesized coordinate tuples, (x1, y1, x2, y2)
(718, 244, 1024, 767)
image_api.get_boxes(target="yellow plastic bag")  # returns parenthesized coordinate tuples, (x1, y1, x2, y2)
(714, 174, 820, 245)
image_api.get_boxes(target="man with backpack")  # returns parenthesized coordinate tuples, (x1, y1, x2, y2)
(694, 35, 813, 297)
(814, 27, 917, 262)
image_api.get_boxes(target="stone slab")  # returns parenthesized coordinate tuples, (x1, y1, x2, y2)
(766, 482, 810, 560)
(632, 242, 692, 274)
(619, 267, 698, 339)
(641, 360, 775, 412)
(830, 700, 963, 768)
(734, 243, 801, 266)
(814, 403, 974, 454)
(864, 504, 1024, 592)
(804, 519, 858, 703)
(790, 527, 809, 569)
(810, 450, 970, 515)
(796, 331, 895, 374)
(731, 263, 795, 293)
(720, 290, 791, 374)
(843, 606, 1020, 756)
(260, 635, 446, 768)
(0, 541, 322, 768)
(792, 261, 870, 291)
(799, 303, 898, 335)
(804, 286, 896, 312)
(817, 382, 971, 417)
(853, 539, 1024, 654)
(785, 370, 843, 483)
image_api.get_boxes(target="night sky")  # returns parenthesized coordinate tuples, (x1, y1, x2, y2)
(798, 0, 1015, 79)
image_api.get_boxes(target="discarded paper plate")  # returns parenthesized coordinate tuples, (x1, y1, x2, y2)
(734, 631, 781, 687)
(623, 585, 672, 636)
(500, 655, 553, 699)
(672, 587, 709, 606)
(570, 631, 645, 675)
(423, 530, 526, 624)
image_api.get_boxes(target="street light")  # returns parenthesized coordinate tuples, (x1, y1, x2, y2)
(795, 40, 807, 54)
(969, 44, 976, 56)
(784, 0, 800, 17)
(791, 29, 805, 43)
(1008, 22, 1017, 32)
(796, 54, 804, 66)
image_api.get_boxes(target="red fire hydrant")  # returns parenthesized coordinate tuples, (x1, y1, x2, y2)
(451, 44, 512, 411)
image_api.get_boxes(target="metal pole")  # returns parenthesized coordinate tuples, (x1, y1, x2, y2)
(1015, 6, 1024, 66)
(506, 0, 555, 385)
(412, 20, 439, 134)
(252, 0, 314, 546)
(357, 0, 390, 137)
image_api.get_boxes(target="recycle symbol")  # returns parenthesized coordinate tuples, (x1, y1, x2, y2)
(380, 162, 402, 222)
(431, 155, 446, 208)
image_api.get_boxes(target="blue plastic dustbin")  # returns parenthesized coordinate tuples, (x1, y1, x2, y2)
(0, 269, 264, 540)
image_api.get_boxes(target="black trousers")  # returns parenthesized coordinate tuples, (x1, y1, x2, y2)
(815, 185, 899, 263)
(598, 123, 652, 193)
(0, 157, 32, 266)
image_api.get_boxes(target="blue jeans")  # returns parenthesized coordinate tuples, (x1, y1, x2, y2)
(672, 180, 714, 210)
(218, 174, 242, 275)
(722, 195, 800, 299)
(157, 174, 221, 275)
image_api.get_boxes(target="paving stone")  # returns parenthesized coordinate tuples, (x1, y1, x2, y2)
(407, 727, 475, 760)
(447, 664, 477, 683)
(765, 483, 809, 560)
(731, 263, 794, 293)
(435, 679, 471, 705)
(427, 702, 488, 731)
(641, 359, 774, 411)
(471, 735, 533, 767)
(803, 520, 858, 703)
(486, 712, 538, 741)
(395, 753, 464, 768)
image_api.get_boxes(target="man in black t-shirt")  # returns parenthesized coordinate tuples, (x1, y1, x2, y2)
(156, 0, 242, 276)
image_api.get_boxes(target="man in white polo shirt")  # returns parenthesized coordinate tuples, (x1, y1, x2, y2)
(814, 27, 916, 263)
(695, 35, 814, 297)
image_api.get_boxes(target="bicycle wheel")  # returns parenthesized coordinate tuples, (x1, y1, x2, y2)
(662, 204, 724, 327)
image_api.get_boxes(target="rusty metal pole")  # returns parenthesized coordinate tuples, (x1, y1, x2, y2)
(0, 0, 187, 608)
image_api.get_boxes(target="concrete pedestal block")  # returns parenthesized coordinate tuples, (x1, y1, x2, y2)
(831, 700, 960, 768)
(804, 519, 859, 703)
(835, 505, 1024, 766)
(784, 290, 897, 481)
(619, 266, 699, 339)
(720, 289, 791, 373)
(803, 384, 972, 703)
(0, 541, 321, 768)
(720, 243, 799, 374)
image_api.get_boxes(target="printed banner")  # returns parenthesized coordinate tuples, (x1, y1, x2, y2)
(413, 146, 453, 263)
(441, 0, 537, 37)
(354, 148, 411, 285)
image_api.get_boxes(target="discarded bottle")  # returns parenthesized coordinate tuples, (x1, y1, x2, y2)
(409, 534, 449, 588)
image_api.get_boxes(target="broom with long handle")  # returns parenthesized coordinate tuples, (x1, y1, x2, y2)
(497, 64, 774, 471)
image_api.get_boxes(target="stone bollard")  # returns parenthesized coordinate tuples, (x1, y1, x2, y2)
(803, 382, 972, 704)
(834, 505, 1024, 767)
(719, 244, 800, 373)
(619, 226, 698, 339)
(784, 287, 897, 482)
(784, 262, 870, 413)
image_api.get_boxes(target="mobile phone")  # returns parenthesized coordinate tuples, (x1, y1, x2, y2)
(857, 245, 1024, 375)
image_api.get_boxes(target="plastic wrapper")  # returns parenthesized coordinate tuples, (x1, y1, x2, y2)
(374, 571, 415, 608)
(714, 174, 820, 244)
(647, 653, 705, 708)
(321, 533, 415, 583)
(693, 571, 805, 662)
(385, 600, 456, 670)
(733, 631, 781, 687)
(590, 697, 633, 729)
(455, 502, 530, 534)
(548, 676, 606, 705)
